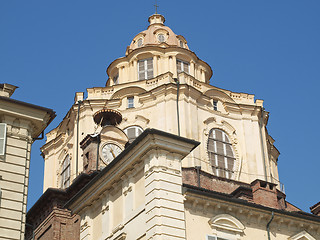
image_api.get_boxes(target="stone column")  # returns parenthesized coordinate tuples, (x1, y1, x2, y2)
(172, 55, 177, 78)
(190, 60, 195, 78)
(133, 59, 138, 81)
(153, 55, 158, 77)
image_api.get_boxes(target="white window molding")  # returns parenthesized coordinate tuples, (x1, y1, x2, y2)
(124, 126, 143, 143)
(208, 214, 245, 240)
(0, 123, 7, 156)
(288, 230, 316, 240)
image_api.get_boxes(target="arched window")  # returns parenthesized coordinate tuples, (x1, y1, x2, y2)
(207, 129, 235, 179)
(61, 155, 70, 189)
(124, 126, 143, 143)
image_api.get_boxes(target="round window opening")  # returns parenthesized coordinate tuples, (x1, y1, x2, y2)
(137, 38, 143, 47)
(158, 34, 165, 43)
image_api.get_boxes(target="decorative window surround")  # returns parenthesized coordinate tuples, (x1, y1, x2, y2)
(288, 230, 316, 240)
(208, 214, 245, 240)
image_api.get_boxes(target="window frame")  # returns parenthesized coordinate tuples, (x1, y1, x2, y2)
(207, 129, 235, 179)
(138, 58, 154, 80)
(213, 100, 218, 111)
(176, 59, 190, 74)
(127, 96, 134, 109)
(60, 155, 71, 189)
(0, 123, 7, 156)
(124, 126, 143, 143)
(137, 38, 143, 47)
(113, 74, 119, 85)
(157, 34, 165, 43)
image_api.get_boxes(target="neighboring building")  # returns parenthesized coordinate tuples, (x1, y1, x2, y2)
(0, 83, 55, 240)
(26, 14, 320, 240)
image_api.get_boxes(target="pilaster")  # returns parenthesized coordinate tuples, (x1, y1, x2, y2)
(144, 150, 186, 240)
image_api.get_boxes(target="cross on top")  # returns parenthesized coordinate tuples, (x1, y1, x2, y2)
(154, 0, 159, 14)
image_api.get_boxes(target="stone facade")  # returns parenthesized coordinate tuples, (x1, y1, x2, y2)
(41, 14, 280, 194)
(0, 84, 55, 240)
(26, 13, 320, 240)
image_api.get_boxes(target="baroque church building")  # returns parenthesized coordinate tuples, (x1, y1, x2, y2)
(26, 14, 320, 240)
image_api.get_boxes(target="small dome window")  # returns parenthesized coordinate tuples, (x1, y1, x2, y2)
(137, 38, 143, 47)
(179, 40, 184, 48)
(158, 34, 165, 43)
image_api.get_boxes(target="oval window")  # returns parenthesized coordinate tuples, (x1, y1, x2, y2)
(158, 34, 165, 43)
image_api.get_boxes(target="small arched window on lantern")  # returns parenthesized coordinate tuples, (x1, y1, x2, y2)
(207, 129, 235, 179)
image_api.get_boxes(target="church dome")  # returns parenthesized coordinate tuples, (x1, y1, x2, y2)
(126, 14, 189, 55)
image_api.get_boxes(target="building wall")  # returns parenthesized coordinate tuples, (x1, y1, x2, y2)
(42, 71, 279, 192)
(0, 118, 32, 240)
(184, 200, 320, 240)
(29, 208, 80, 240)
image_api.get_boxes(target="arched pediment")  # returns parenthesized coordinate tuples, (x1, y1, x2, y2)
(100, 125, 128, 143)
(204, 89, 236, 104)
(288, 230, 316, 240)
(208, 214, 245, 233)
(111, 86, 146, 99)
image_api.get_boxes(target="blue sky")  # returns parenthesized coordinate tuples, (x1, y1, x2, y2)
(1, 1, 319, 212)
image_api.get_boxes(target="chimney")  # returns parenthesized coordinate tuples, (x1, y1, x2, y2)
(251, 179, 278, 209)
(310, 202, 320, 216)
(0, 83, 18, 97)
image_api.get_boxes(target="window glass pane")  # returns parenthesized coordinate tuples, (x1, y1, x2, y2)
(225, 145, 234, 157)
(147, 69, 153, 79)
(139, 72, 145, 80)
(138, 63, 144, 71)
(217, 155, 225, 168)
(183, 62, 189, 73)
(127, 128, 136, 141)
(216, 142, 224, 155)
(124, 126, 143, 143)
(227, 158, 234, 169)
(215, 130, 223, 141)
(207, 236, 217, 240)
(0, 124, 6, 138)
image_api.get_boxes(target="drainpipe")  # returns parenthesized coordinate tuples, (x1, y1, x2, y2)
(96, 134, 100, 171)
(25, 223, 35, 240)
(32, 131, 44, 141)
(266, 211, 274, 240)
(76, 100, 82, 176)
(173, 78, 180, 136)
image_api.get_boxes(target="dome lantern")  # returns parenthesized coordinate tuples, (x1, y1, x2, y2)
(148, 14, 165, 25)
